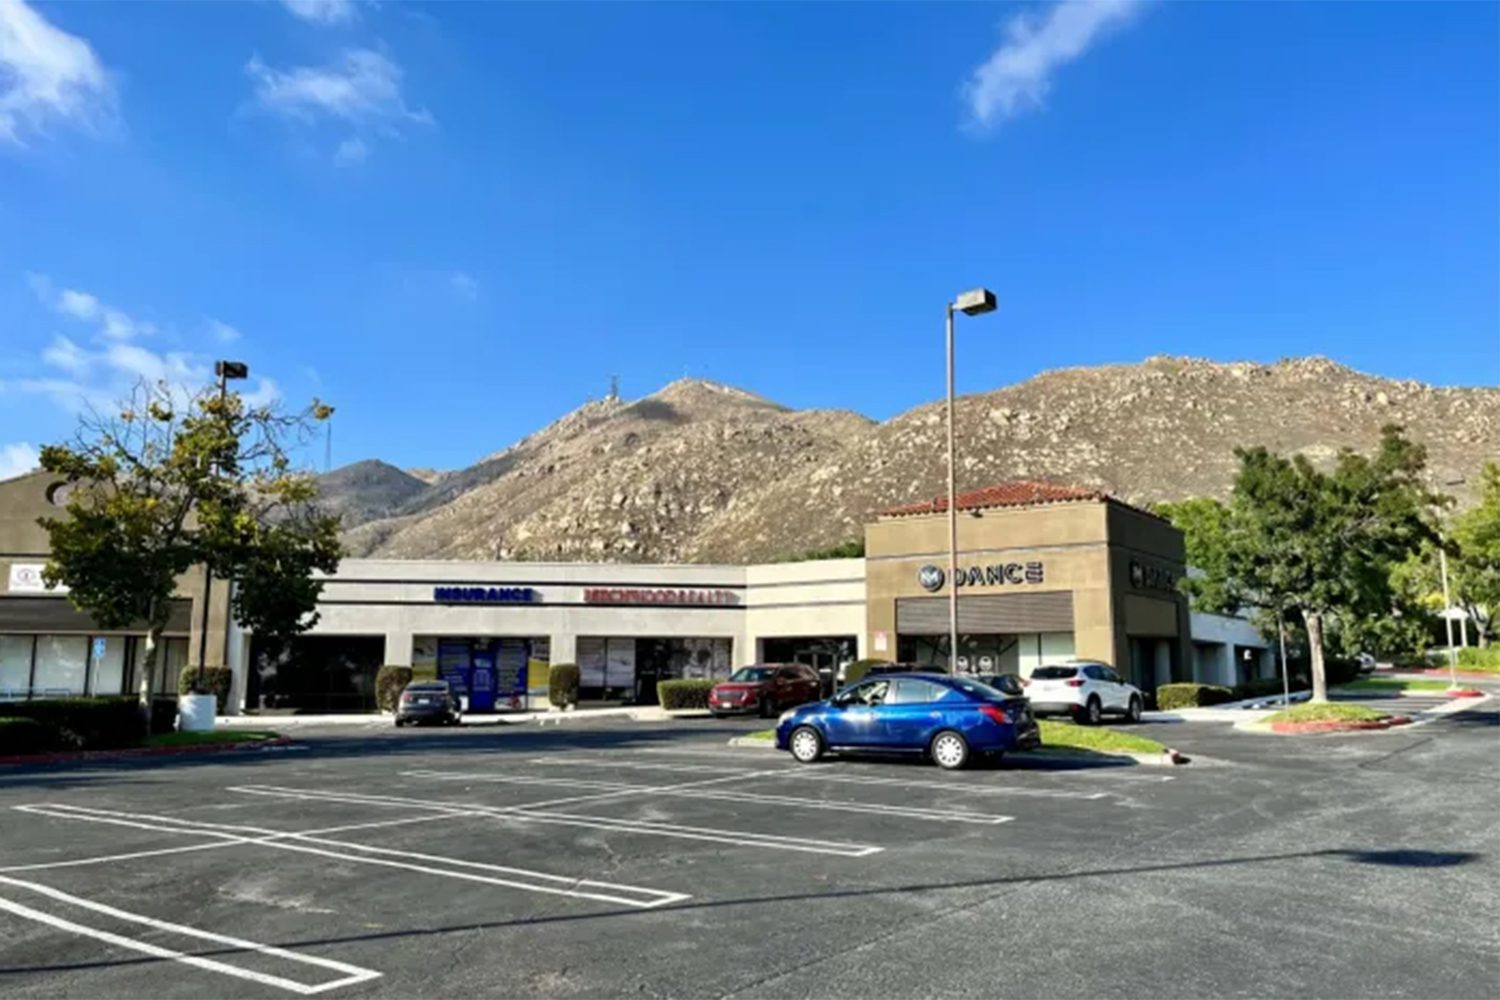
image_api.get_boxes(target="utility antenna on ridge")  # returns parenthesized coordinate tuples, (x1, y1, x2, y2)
(608, 374, 619, 401)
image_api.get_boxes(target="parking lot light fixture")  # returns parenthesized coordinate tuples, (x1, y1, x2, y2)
(195, 360, 249, 692)
(945, 287, 997, 674)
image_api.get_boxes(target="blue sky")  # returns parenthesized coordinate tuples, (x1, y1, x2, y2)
(1, 0, 1495, 477)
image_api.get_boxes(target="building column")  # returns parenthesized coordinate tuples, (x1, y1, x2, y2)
(383, 631, 414, 668)
(550, 633, 577, 667)
(225, 625, 250, 716)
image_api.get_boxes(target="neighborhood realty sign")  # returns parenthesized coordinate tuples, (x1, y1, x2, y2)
(584, 588, 739, 606)
(433, 586, 537, 604)
(6, 564, 67, 594)
(917, 561, 1044, 592)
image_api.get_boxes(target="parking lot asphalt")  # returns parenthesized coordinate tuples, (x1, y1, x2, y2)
(0, 707, 1496, 999)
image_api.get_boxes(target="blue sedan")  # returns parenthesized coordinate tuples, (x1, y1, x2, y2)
(774, 672, 1040, 770)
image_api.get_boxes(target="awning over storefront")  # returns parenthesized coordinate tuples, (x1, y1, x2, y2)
(895, 592, 1075, 635)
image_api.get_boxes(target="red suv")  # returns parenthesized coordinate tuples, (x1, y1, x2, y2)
(709, 664, 821, 718)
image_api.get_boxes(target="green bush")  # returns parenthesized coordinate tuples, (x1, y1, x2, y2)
(548, 663, 580, 708)
(657, 679, 716, 711)
(150, 697, 178, 735)
(1324, 657, 1362, 686)
(1233, 678, 1292, 700)
(375, 665, 414, 713)
(1457, 647, 1500, 670)
(0, 697, 145, 750)
(1155, 683, 1235, 710)
(0, 717, 62, 755)
(842, 659, 890, 686)
(177, 665, 233, 714)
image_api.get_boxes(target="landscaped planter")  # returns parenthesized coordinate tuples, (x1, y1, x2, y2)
(1270, 715, 1412, 734)
(177, 694, 218, 732)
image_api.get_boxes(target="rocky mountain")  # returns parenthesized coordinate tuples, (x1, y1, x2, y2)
(320, 357, 1500, 564)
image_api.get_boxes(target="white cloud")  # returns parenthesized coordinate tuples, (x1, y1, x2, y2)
(0, 0, 113, 144)
(206, 318, 242, 344)
(247, 48, 430, 128)
(0, 441, 38, 480)
(280, 0, 356, 25)
(965, 0, 1144, 128)
(9, 275, 276, 416)
(333, 136, 367, 165)
(28, 273, 152, 340)
(450, 271, 478, 302)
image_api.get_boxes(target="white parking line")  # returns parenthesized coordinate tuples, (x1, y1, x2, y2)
(17, 804, 688, 909)
(528, 756, 1113, 800)
(232, 785, 884, 858)
(0, 874, 379, 995)
(401, 770, 1016, 825)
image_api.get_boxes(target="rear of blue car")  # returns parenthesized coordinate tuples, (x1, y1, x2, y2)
(774, 673, 1037, 768)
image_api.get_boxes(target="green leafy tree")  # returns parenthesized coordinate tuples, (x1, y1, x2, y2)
(39, 379, 342, 711)
(1155, 497, 1239, 614)
(1450, 462, 1499, 646)
(1213, 426, 1440, 702)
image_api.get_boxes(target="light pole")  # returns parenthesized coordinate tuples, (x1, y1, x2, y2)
(945, 288, 997, 674)
(1437, 477, 1466, 692)
(194, 360, 248, 693)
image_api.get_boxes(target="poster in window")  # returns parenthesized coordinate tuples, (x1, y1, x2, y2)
(578, 638, 606, 688)
(495, 638, 529, 709)
(605, 638, 636, 693)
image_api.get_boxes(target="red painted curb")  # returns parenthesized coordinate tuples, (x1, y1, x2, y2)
(1270, 715, 1411, 734)
(1445, 688, 1485, 699)
(0, 736, 293, 767)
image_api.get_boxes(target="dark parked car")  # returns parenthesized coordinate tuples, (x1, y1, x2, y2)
(709, 664, 821, 718)
(776, 672, 1040, 769)
(394, 680, 463, 727)
(974, 673, 1026, 697)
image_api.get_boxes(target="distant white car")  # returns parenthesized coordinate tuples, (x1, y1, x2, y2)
(1023, 661, 1144, 725)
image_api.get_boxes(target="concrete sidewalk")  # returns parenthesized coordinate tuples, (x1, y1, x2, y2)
(218, 705, 713, 726)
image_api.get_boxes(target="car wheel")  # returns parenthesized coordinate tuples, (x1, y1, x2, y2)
(930, 730, 970, 770)
(394, 717, 405, 728)
(1125, 696, 1142, 724)
(1084, 697, 1102, 726)
(789, 725, 824, 764)
(759, 697, 774, 719)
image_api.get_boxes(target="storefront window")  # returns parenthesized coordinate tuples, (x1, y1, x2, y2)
(33, 635, 88, 696)
(89, 637, 127, 697)
(0, 636, 32, 698)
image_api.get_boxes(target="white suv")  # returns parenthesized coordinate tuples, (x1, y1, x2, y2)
(1023, 661, 1143, 725)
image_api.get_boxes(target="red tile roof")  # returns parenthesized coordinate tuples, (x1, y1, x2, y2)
(880, 480, 1114, 518)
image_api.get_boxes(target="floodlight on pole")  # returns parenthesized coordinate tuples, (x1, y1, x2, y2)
(945, 288, 997, 675)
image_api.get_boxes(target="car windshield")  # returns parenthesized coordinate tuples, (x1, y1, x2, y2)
(948, 679, 1003, 701)
(1030, 666, 1078, 680)
(406, 683, 448, 692)
(729, 668, 775, 682)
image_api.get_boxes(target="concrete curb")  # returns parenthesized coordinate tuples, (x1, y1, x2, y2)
(0, 735, 294, 767)
(727, 736, 776, 750)
(1269, 715, 1413, 734)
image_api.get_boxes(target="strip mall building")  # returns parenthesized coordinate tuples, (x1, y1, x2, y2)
(0, 474, 1273, 712)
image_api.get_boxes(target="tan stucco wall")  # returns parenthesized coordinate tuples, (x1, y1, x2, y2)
(0, 471, 229, 662)
(864, 498, 1190, 684)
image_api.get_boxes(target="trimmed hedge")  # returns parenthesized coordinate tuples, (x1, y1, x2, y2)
(375, 665, 414, 713)
(1458, 647, 1500, 669)
(0, 697, 145, 750)
(548, 663, 580, 708)
(1234, 678, 1291, 700)
(842, 659, 890, 686)
(1155, 683, 1235, 710)
(177, 665, 233, 714)
(657, 679, 716, 711)
(0, 718, 62, 755)
(150, 697, 178, 736)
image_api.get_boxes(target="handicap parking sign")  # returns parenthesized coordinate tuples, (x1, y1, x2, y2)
(92, 637, 107, 661)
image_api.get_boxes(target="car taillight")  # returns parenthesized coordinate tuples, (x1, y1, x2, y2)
(1020, 679, 1030, 687)
(1065, 679, 1085, 687)
(979, 704, 1009, 725)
